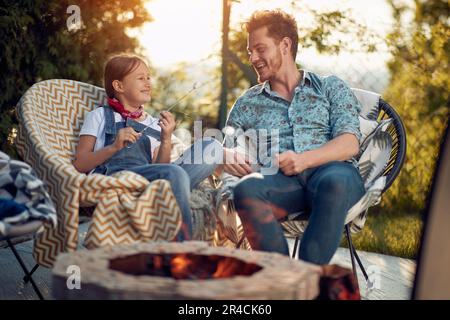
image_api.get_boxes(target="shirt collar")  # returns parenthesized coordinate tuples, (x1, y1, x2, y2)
(260, 81, 271, 94)
(302, 70, 312, 87)
(259, 69, 311, 95)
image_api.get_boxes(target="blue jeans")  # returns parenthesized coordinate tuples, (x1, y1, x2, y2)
(233, 161, 365, 265)
(97, 137, 222, 241)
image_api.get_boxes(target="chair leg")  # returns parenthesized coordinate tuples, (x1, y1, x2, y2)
(345, 225, 359, 283)
(6, 240, 44, 300)
(351, 245, 369, 282)
(345, 225, 370, 284)
(292, 237, 300, 259)
(23, 264, 40, 283)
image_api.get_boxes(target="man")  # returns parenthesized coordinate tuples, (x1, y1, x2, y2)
(223, 9, 365, 265)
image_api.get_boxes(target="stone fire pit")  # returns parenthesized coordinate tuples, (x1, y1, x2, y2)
(52, 241, 323, 299)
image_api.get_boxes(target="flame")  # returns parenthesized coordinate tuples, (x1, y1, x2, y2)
(169, 254, 255, 280)
(110, 253, 262, 280)
(213, 257, 240, 278)
(171, 254, 192, 279)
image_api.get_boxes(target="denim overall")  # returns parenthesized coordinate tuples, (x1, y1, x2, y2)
(93, 106, 221, 240)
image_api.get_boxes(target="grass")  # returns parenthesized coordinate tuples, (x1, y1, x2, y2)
(341, 211, 424, 259)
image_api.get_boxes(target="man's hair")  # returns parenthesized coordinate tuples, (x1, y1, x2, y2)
(104, 53, 149, 98)
(244, 9, 299, 60)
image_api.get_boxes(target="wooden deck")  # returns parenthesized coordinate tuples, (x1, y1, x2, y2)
(0, 222, 415, 300)
(327, 246, 415, 299)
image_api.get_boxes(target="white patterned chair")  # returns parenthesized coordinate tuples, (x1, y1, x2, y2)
(15, 79, 219, 269)
(215, 88, 407, 283)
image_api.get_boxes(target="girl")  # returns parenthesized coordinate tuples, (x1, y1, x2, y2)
(73, 54, 222, 241)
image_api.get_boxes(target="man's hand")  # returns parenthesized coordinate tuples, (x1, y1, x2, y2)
(159, 111, 176, 142)
(223, 148, 254, 177)
(276, 150, 309, 176)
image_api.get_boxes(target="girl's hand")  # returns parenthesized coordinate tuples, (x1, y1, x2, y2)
(113, 127, 141, 150)
(159, 111, 176, 142)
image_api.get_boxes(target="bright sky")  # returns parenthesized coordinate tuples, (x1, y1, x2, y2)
(133, 0, 394, 68)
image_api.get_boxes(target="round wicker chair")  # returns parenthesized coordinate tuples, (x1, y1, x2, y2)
(286, 97, 407, 283)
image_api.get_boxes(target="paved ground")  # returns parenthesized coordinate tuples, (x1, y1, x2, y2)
(0, 223, 415, 300)
(328, 247, 414, 299)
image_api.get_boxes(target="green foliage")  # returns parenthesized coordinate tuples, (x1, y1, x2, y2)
(342, 211, 423, 259)
(296, 7, 383, 55)
(381, 0, 450, 215)
(0, 0, 150, 157)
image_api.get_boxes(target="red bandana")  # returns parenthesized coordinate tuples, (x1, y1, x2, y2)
(107, 97, 144, 120)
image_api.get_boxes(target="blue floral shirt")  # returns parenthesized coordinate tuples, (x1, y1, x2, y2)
(226, 70, 362, 162)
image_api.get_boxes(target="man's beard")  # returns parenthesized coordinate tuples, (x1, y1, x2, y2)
(256, 50, 283, 83)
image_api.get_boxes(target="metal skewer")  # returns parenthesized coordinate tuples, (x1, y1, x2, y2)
(164, 82, 198, 112)
(125, 82, 201, 147)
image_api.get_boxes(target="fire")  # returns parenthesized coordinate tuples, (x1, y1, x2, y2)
(170, 254, 262, 280)
(109, 253, 262, 280)
(170, 254, 194, 280)
(213, 257, 240, 278)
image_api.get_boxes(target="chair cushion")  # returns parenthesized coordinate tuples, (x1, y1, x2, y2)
(359, 115, 379, 143)
(358, 121, 393, 188)
(345, 177, 386, 232)
(352, 88, 380, 120)
(0, 199, 27, 221)
(0, 151, 56, 238)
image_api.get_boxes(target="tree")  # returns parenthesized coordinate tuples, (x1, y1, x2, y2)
(217, 0, 231, 129)
(0, 0, 150, 157)
(381, 0, 449, 214)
